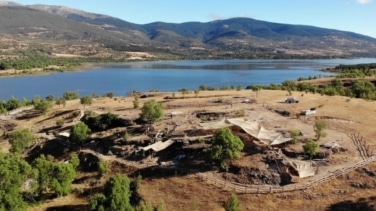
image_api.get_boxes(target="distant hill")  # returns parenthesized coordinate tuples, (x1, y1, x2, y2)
(1, 2, 376, 60)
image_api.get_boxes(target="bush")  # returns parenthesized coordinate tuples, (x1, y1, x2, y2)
(8, 129, 35, 154)
(98, 160, 107, 176)
(70, 122, 91, 143)
(139, 100, 164, 123)
(224, 194, 241, 211)
(303, 139, 319, 159)
(209, 127, 244, 169)
(84, 113, 124, 131)
(63, 91, 80, 100)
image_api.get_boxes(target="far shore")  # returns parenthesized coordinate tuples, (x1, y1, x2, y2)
(0, 62, 109, 78)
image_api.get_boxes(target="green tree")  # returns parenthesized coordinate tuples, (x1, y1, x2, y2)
(69, 153, 80, 170)
(209, 127, 244, 169)
(105, 175, 133, 211)
(33, 96, 52, 114)
(106, 92, 115, 98)
(33, 154, 77, 197)
(45, 94, 55, 101)
(80, 96, 93, 109)
(6, 97, 22, 110)
(139, 100, 164, 123)
(98, 160, 108, 176)
(289, 129, 300, 144)
(8, 129, 35, 154)
(89, 193, 107, 211)
(313, 120, 327, 141)
(224, 194, 241, 211)
(303, 139, 319, 159)
(133, 94, 140, 109)
(250, 85, 262, 98)
(178, 88, 189, 99)
(50, 163, 77, 196)
(0, 152, 34, 210)
(90, 174, 134, 211)
(351, 80, 376, 100)
(33, 154, 54, 197)
(194, 89, 200, 98)
(135, 201, 154, 211)
(56, 98, 66, 107)
(199, 84, 207, 91)
(63, 91, 80, 100)
(156, 199, 165, 211)
(70, 122, 91, 143)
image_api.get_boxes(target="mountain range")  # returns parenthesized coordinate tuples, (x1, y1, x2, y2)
(1, 1, 376, 60)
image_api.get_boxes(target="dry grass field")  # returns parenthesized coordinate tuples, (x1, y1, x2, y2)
(3, 89, 376, 211)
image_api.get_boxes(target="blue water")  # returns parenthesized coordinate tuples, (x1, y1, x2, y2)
(1, 58, 376, 100)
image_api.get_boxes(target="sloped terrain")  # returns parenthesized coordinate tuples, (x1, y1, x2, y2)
(0, 3, 376, 59)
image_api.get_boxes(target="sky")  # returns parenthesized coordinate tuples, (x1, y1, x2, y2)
(3, 0, 376, 38)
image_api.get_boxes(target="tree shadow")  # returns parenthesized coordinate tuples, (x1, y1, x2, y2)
(46, 204, 88, 211)
(327, 197, 375, 211)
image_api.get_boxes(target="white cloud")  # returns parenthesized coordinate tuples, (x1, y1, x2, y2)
(357, 0, 373, 4)
(209, 14, 223, 21)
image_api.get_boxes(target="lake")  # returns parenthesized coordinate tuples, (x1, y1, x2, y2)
(1, 58, 376, 100)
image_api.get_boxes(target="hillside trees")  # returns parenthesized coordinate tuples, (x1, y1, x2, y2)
(313, 120, 327, 141)
(133, 94, 140, 109)
(33, 154, 77, 197)
(84, 112, 125, 131)
(55, 98, 66, 107)
(178, 88, 190, 98)
(289, 129, 300, 144)
(351, 80, 376, 99)
(70, 122, 91, 143)
(80, 96, 93, 109)
(139, 100, 164, 123)
(8, 129, 35, 154)
(224, 194, 242, 211)
(303, 139, 319, 159)
(63, 91, 80, 100)
(0, 152, 35, 211)
(32, 96, 52, 113)
(89, 174, 134, 211)
(209, 127, 244, 169)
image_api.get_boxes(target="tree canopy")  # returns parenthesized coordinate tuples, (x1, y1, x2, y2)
(0, 152, 34, 211)
(90, 174, 134, 211)
(313, 120, 327, 141)
(8, 129, 35, 154)
(63, 91, 80, 100)
(70, 122, 91, 143)
(33, 154, 77, 197)
(209, 127, 244, 168)
(84, 112, 124, 131)
(224, 194, 242, 211)
(139, 100, 164, 123)
(303, 139, 319, 159)
(32, 96, 52, 113)
(80, 96, 93, 109)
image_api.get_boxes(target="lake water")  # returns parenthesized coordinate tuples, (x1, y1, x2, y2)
(1, 58, 376, 100)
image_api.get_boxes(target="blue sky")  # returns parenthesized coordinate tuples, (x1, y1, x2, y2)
(5, 0, 376, 38)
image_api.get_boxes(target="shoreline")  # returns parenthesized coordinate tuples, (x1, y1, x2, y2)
(0, 62, 107, 78)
